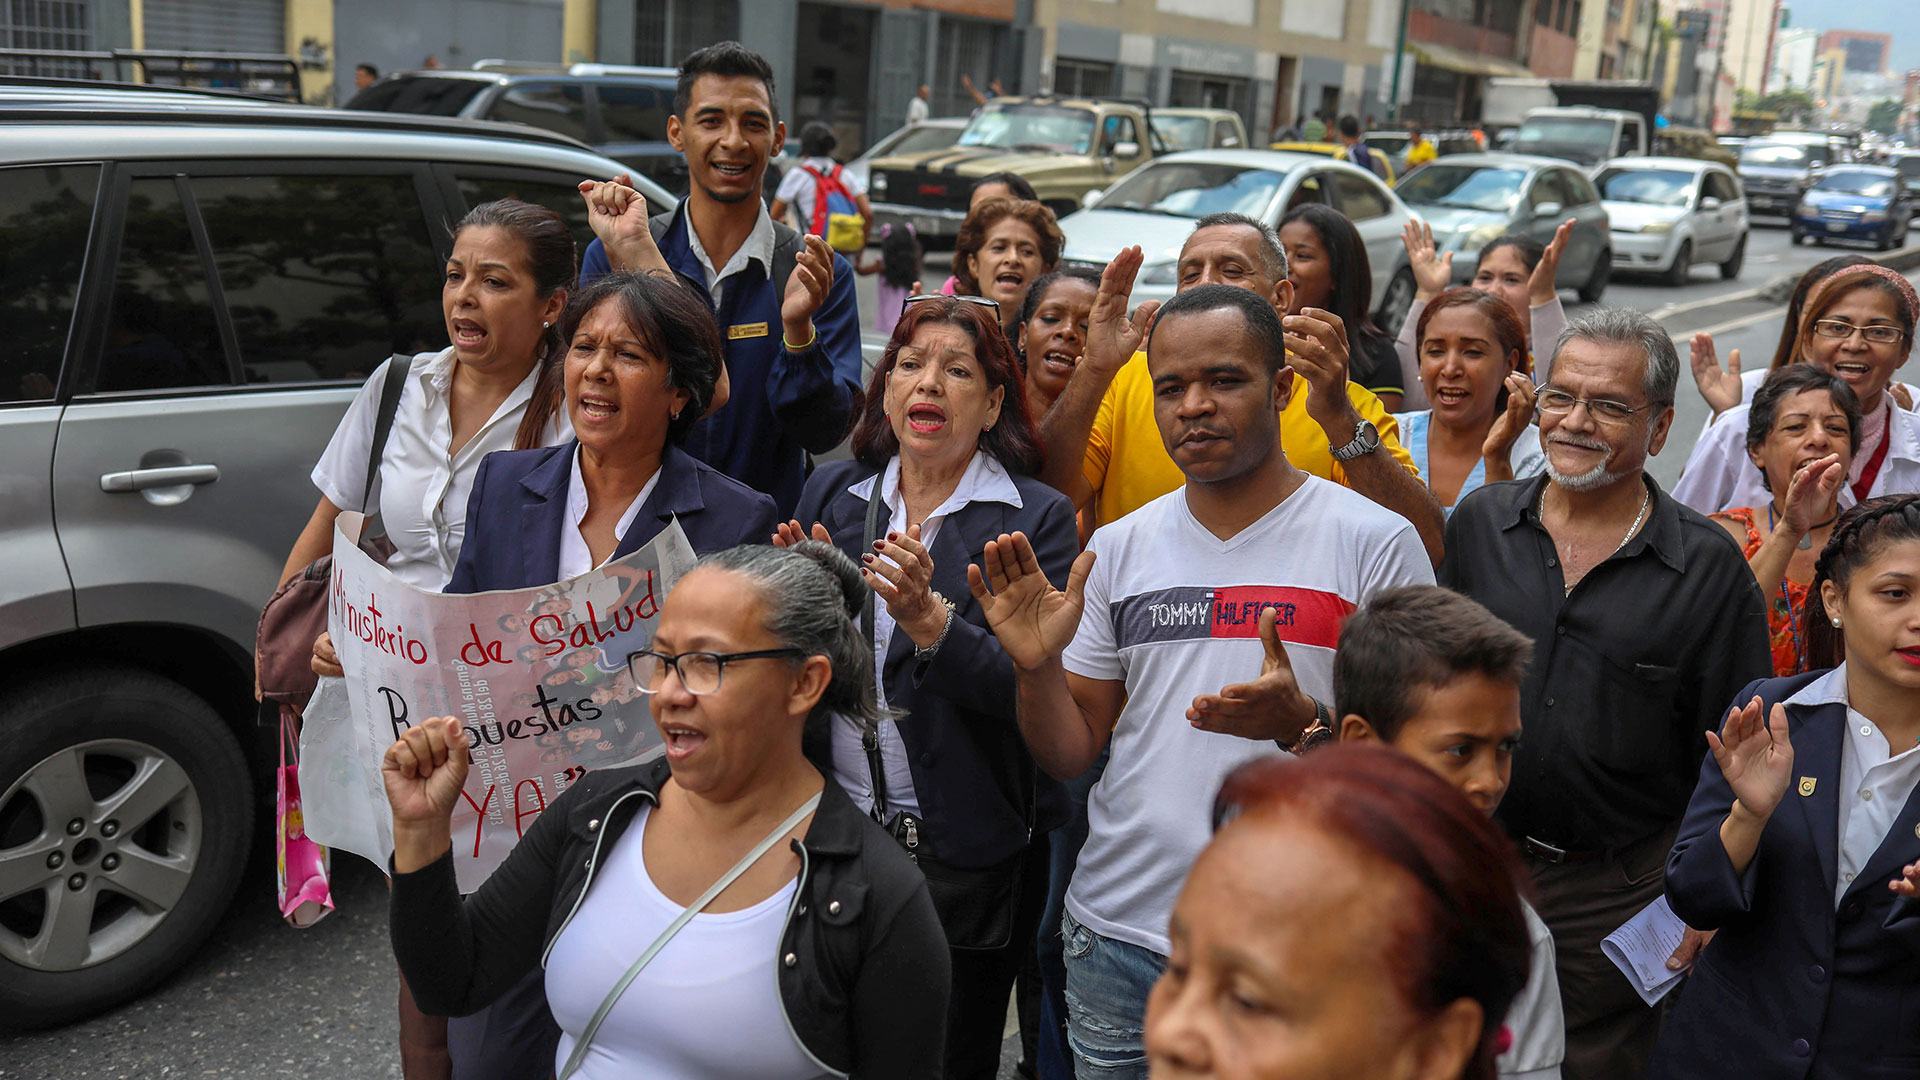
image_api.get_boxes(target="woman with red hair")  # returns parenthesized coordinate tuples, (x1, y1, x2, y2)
(776, 295, 1078, 1078)
(1148, 745, 1533, 1080)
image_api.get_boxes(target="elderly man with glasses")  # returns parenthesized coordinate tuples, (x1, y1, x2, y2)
(1438, 308, 1772, 1080)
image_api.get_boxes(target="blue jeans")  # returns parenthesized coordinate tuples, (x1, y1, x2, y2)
(1038, 756, 1105, 1080)
(1062, 910, 1167, 1080)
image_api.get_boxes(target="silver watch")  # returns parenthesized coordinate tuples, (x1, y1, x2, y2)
(1330, 419, 1381, 462)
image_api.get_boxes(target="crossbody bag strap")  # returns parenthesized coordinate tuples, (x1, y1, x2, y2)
(555, 792, 822, 1080)
(360, 354, 413, 516)
(857, 480, 891, 820)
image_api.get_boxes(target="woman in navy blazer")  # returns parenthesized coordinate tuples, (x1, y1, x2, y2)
(782, 295, 1077, 1079)
(1653, 495, 1920, 1080)
(435, 271, 773, 1079)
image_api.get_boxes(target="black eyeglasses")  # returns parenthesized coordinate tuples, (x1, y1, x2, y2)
(625, 648, 804, 695)
(1811, 319, 1908, 345)
(1536, 388, 1658, 425)
(906, 293, 1001, 316)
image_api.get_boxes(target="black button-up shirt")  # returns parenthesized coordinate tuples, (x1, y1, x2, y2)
(1439, 474, 1771, 852)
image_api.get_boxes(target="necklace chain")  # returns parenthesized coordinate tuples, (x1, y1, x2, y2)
(1544, 484, 1651, 596)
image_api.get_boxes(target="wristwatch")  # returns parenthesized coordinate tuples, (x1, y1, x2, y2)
(1330, 419, 1381, 463)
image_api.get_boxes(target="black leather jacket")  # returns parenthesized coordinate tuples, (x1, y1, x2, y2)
(390, 757, 950, 1077)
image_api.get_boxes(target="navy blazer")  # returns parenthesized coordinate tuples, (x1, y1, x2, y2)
(1652, 671, 1920, 1080)
(794, 456, 1078, 870)
(446, 442, 776, 594)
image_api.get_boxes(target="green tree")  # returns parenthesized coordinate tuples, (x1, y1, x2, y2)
(1866, 99, 1901, 134)
(1757, 88, 1817, 123)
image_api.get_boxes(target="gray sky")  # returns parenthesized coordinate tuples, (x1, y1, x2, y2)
(1781, 0, 1916, 76)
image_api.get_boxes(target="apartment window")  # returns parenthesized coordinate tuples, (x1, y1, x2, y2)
(1055, 57, 1114, 98)
(635, 0, 740, 67)
(1168, 72, 1251, 119)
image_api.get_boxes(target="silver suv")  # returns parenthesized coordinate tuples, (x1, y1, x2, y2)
(0, 83, 669, 1028)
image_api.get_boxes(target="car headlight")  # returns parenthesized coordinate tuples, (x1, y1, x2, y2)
(1799, 204, 1820, 218)
(1640, 220, 1674, 234)
(1463, 223, 1507, 250)
(871, 172, 888, 195)
(1861, 210, 1888, 222)
(1138, 260, 1178, 285)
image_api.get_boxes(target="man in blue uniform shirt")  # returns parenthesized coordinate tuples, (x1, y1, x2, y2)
(578, 41, 861, 516)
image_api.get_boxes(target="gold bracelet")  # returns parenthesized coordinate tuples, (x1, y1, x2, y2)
(782, 324, 817, 352)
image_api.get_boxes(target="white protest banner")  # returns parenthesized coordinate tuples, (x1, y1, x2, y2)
(299, 511, 695, 891)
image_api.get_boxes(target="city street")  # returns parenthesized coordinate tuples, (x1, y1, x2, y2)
(3, 214, 1914, 1080)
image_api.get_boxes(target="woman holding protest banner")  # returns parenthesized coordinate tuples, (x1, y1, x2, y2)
(775, 294, 1076, 1078)
(386, 541, 950, 1079)
(419, 269, 776, 1077)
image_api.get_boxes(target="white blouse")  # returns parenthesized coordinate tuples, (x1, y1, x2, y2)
(555, 444, 658, 581)
(311, 348, 570, 590)
(1672, 394, 1920, 516)
(1783, 664, 1920, 906)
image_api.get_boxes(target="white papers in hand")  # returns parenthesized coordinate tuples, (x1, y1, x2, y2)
(1601, 894, 1690, 1006)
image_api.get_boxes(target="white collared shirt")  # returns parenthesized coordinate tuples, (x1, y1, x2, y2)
(1784, 664, 1920, 906)
(1673, 394, 1920, 517)
(684, 206, 776, 308)
(556, 445, 659, 581)
(832, 451, 1024, 820)
(311, 348, 571, 590)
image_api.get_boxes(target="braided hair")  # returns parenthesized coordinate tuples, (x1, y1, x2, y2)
(1801, 494, 1920, 670)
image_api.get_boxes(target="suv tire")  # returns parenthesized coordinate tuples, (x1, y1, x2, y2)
(1376, 268, 1417, 338)
(0, 669, 252, 1029)
(1719, 235, 1746, 280)
(1664, 242, 1692, 288)
(1577, 252, 1610, 304)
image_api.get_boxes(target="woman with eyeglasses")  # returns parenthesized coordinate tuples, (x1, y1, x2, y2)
(1676, 266, 1920, 516)
(413, 271, 776, 1077)
(773, 294, 1078, 1078)
(387, 542, 951, 1079)
(1390, 287, 1545, 516)
(1709, 365, 1862, 676)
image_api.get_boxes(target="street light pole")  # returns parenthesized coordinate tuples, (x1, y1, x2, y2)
(1388, 0, 1412, 122)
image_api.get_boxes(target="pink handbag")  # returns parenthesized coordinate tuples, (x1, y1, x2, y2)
(276, 706, 334, 928)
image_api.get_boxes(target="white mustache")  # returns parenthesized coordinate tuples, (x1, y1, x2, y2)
(1547, 433, 1610, 452)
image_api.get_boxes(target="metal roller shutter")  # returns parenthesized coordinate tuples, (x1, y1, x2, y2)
(144, 0, 284, 54)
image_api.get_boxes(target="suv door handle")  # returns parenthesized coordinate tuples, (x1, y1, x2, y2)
(100, 464, 221, 492)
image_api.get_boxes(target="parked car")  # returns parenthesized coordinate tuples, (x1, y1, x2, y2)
(1392, 152, 1612, 302)
(1150, 107, 1248, 151)
(866, 96, 1167, 240)
(1888, 151, 1920, 217)
(844, 117, 966, 191)
(1595, 157, 1749, 284)
(345, 63, 684, 196)
(0, 81, 673, 1030)
(1791, 165, 1914, 250)
(1056, 149, 1421, 335)
(1736, 132, 1847, 219)
(1267, 141, 1397, 186)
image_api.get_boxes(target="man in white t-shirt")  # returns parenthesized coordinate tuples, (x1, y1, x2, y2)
(969, 283, 1434, 1079)
(906, 84, 930, 124)
(768, 121, 871, 250)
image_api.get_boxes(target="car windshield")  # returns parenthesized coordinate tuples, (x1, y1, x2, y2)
(1514, 117, 1615, 161)
(1152, 116, 1212, 151)
(879, 124, 963, 158)
(1597, 168, 1696, 207)
(1367, 133, 1411, 153)
(1740, 142, 1811, 167)
(958, 104, 1095, 154)
(1395, 164, 1525, 212)
(1097, 162, 1285, 218)
(1814, 170, 1896, 198)
(345, 75, 486, 116)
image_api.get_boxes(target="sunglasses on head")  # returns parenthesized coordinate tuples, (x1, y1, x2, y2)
(906, 293, 1001, 317)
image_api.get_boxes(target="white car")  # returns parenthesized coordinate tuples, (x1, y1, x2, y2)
(1595, 156, 1749, 285)
(1057, 149, 1422, 335)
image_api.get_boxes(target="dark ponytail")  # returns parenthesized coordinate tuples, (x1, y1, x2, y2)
(1801, 494, 1920, 670)
(443, 198, 576, 450)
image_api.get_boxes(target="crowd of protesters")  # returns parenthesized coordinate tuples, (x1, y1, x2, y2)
(277, 36, 1920, 1080)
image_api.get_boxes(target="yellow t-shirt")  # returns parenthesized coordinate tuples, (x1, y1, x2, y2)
(1081, 351, 1418, 529)
(1404, 140, 1438, 167)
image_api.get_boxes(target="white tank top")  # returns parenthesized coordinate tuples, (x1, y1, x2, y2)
(543, 804, 832, 1079)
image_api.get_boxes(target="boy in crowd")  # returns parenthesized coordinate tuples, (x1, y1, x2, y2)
(1332, 585, 1565, 1080)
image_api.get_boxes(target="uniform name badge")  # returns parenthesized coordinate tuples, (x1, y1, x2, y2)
(1798, 777, 1817, 797)
(728, 321, 769, 340)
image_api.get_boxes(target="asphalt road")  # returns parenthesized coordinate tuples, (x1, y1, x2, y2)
(2, 219, 1913, 1080)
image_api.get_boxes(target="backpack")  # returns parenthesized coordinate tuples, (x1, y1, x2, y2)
(801, 163, 867, 255)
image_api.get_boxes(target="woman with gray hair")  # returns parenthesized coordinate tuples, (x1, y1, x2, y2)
(385, 541, 950, 1079)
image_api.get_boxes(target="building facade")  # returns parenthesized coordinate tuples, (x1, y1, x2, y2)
(1769, 26, 1817, 91)
(1815, 30, 1890, 76)
(1716, 0, 1778, 96)
(1571, 0, 1659, 80)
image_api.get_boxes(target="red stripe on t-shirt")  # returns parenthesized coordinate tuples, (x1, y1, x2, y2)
(1207, 586, 1356, 649)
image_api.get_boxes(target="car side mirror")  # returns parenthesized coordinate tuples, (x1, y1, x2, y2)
(1533, 200, 1563, 218)
(1111, 140, 1141, 159)
(1700, 196, 1723, 211)
(1081, 188, 1103, 209)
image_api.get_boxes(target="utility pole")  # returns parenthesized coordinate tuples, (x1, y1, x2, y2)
(1387, 0, 1412, 122)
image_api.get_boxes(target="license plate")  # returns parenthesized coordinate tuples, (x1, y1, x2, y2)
(1828, 222, 1848, 232)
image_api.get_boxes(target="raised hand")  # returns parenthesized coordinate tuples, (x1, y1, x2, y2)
(1779, 454, 1845, 537)
(1482, 373, 1537, 474)
(1706, 698, 1794, 823)
(1402, 219, 1454, 300)
(782, 234, 837, 343)
(1187, 607, 1315, 744)
(967, 532, 1095, 672)
(1282, 307, 1350, 430)
(577, 173, 664, 273)
(1085, 246, 1162, 379)
(863, 524, 949, 648)
(1689, 332, 1743, 417)
(1529, 218, 1574, 307)
(382, 715, 471, 828)
(772, 519, 833, 548)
